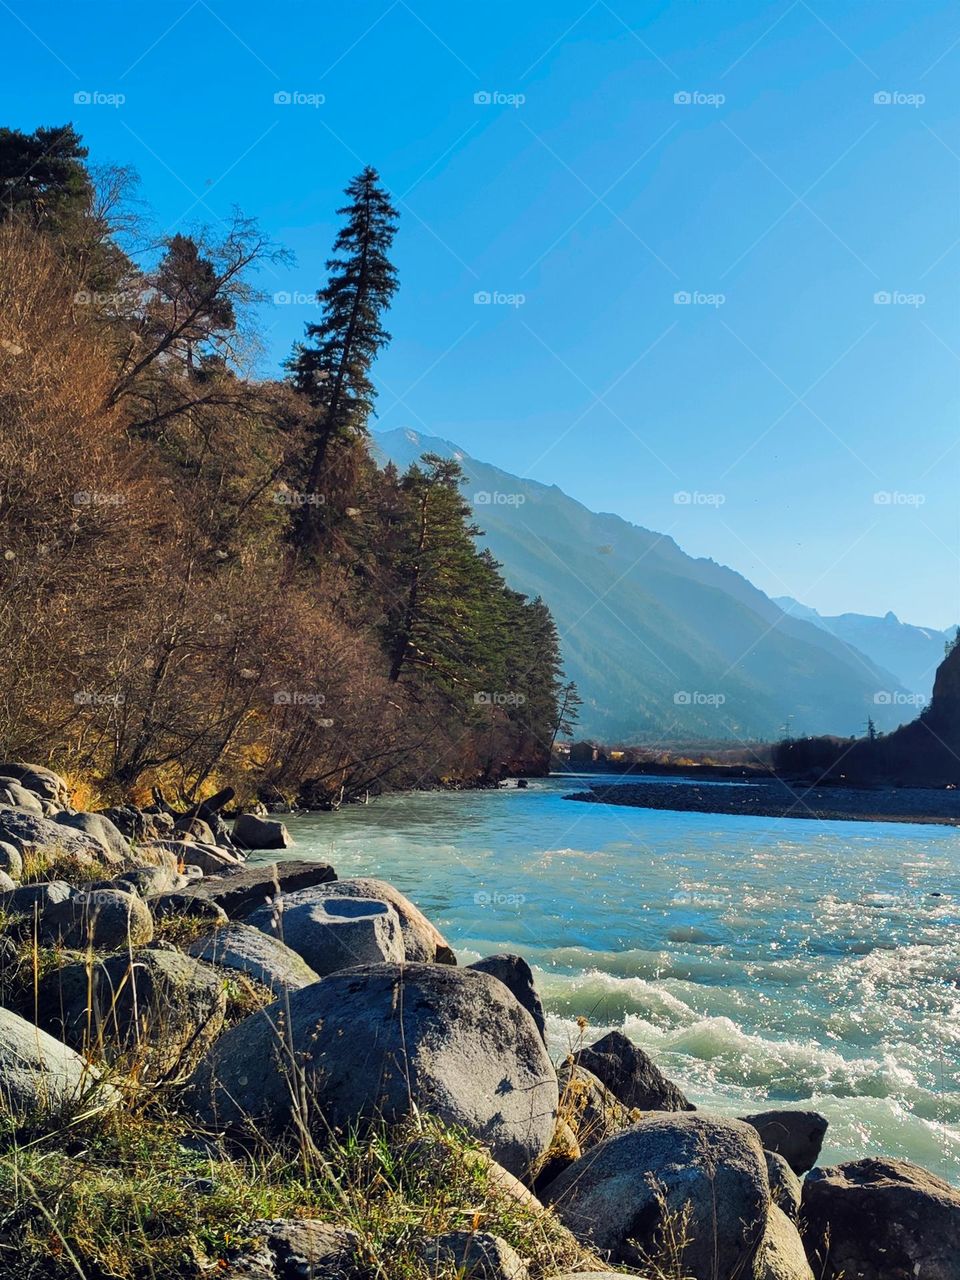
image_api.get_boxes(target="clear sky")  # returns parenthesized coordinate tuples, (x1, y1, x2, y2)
(5, 0, 960, 627)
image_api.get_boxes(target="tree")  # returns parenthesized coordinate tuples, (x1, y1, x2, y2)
(551, 680, 583, 752)
(287, 167, 398, 546)
(0, 124, 91, 232)
(154, 233, 237, 371)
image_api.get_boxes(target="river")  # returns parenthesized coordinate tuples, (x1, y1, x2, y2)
(272, 773, 960, 1182)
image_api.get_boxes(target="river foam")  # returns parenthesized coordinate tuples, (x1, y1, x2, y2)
(281, 773, 960, 1182)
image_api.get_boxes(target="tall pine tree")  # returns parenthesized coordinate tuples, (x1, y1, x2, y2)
(288, 166, 398, 546)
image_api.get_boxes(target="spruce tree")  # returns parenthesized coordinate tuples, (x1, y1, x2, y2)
(288, 166, 398, 546)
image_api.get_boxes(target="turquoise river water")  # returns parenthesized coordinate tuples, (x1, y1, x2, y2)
(272, 774, 960, 1182)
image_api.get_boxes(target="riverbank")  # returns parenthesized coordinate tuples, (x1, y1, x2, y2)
(1, 762, 959, 1278)
(564, 775, 960, 825)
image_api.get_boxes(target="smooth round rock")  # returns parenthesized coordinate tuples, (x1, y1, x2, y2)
(250, 894, 405, 976)
(190, 962, 558, 1179)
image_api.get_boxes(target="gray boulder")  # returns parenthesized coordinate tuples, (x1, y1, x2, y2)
(0, 1007, 115, 1121)
(39, 888, 154, 950)
(98, 805, 174, 842)
(149, 892, 229, 926)
(742, 1109, 827, 1174)
(0, 840, 22, 880)
(190, 963, 558, 1179)
(801, 1157, 960, 1280)
(233, 814, 293, 851)
(38, 948, 226, 1082)
(247, 877, 455, 964)
(766, 1150, 802, 1221)
(556, 1060, 630, 1150)
(421, 1232, 528, 1279)
(193, 860, 337, 919)
(469, 953, 546, 1041)
(0, 778, 44, 815)
(573, 1029, 693, 1112)
(1, 879, 73, 917)
(0, 811, 107, 865)
(0, 869, 15, 893)
(249, 894, 404, 976)
(109, 865, 187, 896)
(139, 839, 244, 875)
(543, 1113, 769, 1275)
(173, 815, 217, 844)
(232, 1219, 362, 1279)
(54, 810, 130, 862)
(188, 922, 320, 993)
(754, 1205, 814, 1279)
(0, 763, 69, 806)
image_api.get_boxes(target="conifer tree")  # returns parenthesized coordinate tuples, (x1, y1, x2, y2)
(288, 166, 398, 546)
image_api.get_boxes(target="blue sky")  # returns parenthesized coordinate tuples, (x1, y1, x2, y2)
(5, 0, 960, 627)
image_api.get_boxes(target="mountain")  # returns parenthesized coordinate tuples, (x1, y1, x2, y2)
(373, 429, 914, 743)
(774, 598, 955, 700)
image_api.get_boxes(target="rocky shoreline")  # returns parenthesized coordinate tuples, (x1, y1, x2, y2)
(0, 760, 956, 1279)
(565, 775, 960, 825)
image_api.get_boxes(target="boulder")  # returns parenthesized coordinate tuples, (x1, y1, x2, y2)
(98, 805, 174, 842)
(543, 1113, 769, 1275)
(235, 1220, 363, 1279)
(0, 869, 15, 894)
(54, 811, 130, 862)
(149, 892, 229, 926)
(421, 1232, 528, 1280)
(0, 778, 44, 815)
(193, 860, 337, 919)
(188, 922, 320, 993)
(249, 894, 405, 976)
(109, 865, 187, 897)
(232, 814, 293, 851)
(140, 839, 244, 876)
(469, 954, 546, 1040)
(173, 815, 217, 844)
(0, 811, 106, 865)
(38, 948, 226, 1081)
(246, 877, 455, 965)
(573, 1030, 693, 1112)
(0, 1007, 115, 1121)
(0, 841, 22, 880)
(765, 1150, 802, 1221)
(754, 1205, 814, 1280)
(190, 963, 558, 1179)
(801, 1156, 960, 1280)
(742, 1109, 827, 1175)
(38, 888, 154, 950)
(1, 879, 73, 918)
(0, 763, 69, 807)
(557, 1061, 631, 1150)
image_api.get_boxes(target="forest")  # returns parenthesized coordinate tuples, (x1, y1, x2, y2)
(0, 124, 575, 806)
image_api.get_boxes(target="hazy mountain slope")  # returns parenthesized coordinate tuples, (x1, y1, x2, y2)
(374, 429, 911, 741)
(775, 598, 954, 700)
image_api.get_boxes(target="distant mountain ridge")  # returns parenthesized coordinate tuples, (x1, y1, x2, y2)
(774, 597, 955, 700)
(374, 428, 914, 742)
